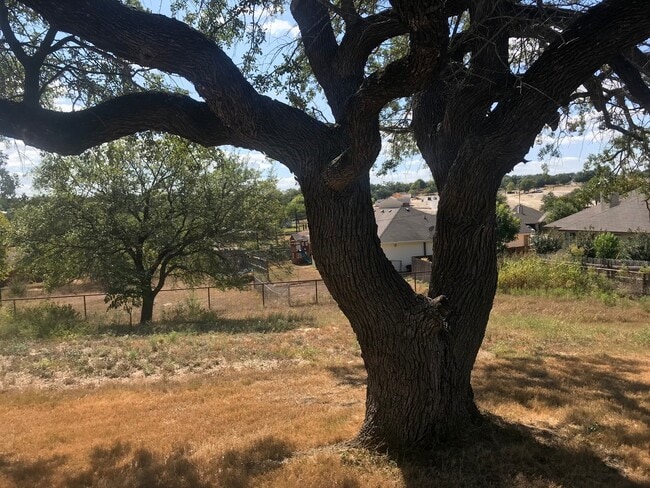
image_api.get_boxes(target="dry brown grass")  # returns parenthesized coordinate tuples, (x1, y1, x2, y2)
(0, 295, 648, 487)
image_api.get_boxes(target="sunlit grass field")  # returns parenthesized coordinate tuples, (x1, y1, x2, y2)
(0, 294, 648, 487)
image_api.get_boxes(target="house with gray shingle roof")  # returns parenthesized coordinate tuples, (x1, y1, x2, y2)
(544, 191, 650, 238)
(506, 204, 547, 252)
(374, 206, 436, 272)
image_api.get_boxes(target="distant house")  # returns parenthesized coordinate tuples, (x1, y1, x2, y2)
(506, 204, 546, 252)
(376, 193, 412, 209)
(375, 207, 436, 272)
(544, 191, 650, 240)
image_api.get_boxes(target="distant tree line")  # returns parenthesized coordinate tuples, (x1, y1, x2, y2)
(500, 170, 595, 194)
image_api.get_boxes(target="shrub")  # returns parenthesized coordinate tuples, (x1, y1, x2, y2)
(574, 232, 596, 258)
(0, 302, 87, 339)
(530, 233, 563, 254)
(160, 294, 219, 324)
(498, 255, 612, 296)
(593, 232, 620, 259)
(619, 232, 650, 261)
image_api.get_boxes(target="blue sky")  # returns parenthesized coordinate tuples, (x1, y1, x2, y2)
(2, 0, 612, 193)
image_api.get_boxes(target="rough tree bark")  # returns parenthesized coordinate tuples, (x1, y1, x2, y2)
(1, 0, 649, 451)
(139, 288, 155, 324)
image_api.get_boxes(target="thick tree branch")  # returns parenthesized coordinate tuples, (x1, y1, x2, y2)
(488, 0, 650, 175)
(611, 55, 650, 112)
(0, 0, 27, 64)
(290, 0, 343, 117)
(323, 0, 448, 190)
(21, 0, 257, 127)
(0, 93, 244, 155)
(292, 1, 409, 123)
(18, 0, 334, 172)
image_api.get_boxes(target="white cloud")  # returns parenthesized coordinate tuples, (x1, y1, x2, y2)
(263, 18, 299, 38)
(276, 176, 299, 191)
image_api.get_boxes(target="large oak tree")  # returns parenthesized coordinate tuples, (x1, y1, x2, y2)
(0, 0, 648, 450)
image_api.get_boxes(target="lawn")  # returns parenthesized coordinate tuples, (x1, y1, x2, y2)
(0, 295, 648, 487)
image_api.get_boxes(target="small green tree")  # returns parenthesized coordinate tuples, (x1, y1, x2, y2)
(495, 202, 521, 253)
(409, 178, 427, 194)
(519, 177, 536, 193)
(0, 149, 19, 210)
(593, 232, 620, 259)
(285, 194, 306, 228)
(12, 133, 283, 324)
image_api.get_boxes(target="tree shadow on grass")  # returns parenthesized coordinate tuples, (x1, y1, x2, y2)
(475, 354, 650, 447)
(64, 437, 292, 488)
(0, 452, 67, 488)
(327, 363, 367, 387)
(0, 437, 293, 488)
(98, 312, 310, 337)
(393, 353, 649, 487)
(395, 414, 643, 488)
(327, 354, 648, 487)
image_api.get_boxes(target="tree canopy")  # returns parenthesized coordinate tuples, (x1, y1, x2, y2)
(11, 133, 283, 323)
(0, 0, 648, 451)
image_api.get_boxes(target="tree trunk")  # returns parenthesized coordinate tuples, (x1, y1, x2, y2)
(303, 170, 497, 450)
(139, 288, 155, 324)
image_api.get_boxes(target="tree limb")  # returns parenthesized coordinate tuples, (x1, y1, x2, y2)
(488, 0, 650, 175)
(17, 0, 334, 172)
(324, 0, 449, 190)
(611, 55, 650, 112)
(0, 93, 244, 155)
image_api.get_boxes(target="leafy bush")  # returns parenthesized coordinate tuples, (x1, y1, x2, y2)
(593, 232, 620, 259)
(498, 255, 612, 296)
(620, 233, 650, 261)
(160, 294, 220, 324)
(530, 233, 563, 254)
(572, 232, 596, 258)
(0, 302, 88, 339)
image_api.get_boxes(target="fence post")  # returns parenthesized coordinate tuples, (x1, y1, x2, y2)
(262, 283, 266, 308)
(315, 280, 319, 305)
(207, 287, 211, 310)
(13, 299, 16, 316)
(83, 295, 87, 320)
(287, 284, 292, 307)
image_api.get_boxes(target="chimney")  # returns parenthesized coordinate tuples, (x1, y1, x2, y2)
(609, 193, 620, 208)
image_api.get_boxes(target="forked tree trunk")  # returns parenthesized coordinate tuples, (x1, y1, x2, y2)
(303, 171, 499, 450)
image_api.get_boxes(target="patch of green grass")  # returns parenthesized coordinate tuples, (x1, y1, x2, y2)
(634, 326, 650, 346)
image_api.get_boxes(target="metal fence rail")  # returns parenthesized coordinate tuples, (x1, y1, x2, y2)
(0, 265, 646, 324)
